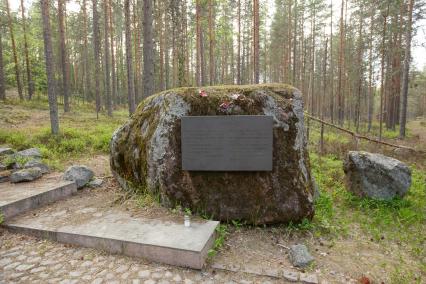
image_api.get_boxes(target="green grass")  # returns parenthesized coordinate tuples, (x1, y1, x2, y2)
(208, 224, 229, 259)
(0, 98, 129, 170)
(309, 152, 426, 262)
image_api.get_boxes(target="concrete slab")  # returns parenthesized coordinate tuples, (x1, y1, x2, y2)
(0, 175, 77, 220)
(4, 203, 219, 269)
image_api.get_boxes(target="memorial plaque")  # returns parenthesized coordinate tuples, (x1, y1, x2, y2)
(181, 115, 273, 171)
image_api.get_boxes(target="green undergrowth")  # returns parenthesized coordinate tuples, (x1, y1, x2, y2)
(0, 99, 128, 170)
(308, 152, 426, 260)
(208, 224, 229, 259)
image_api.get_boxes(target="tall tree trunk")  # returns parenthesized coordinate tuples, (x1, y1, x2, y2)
(109, 0, 117, 107)
(288, 0, 292, 83)
(196, 0, 201, 86)
(0, 30, 5, 100)
(237, 0, 241, 84)
(20, 0, 34, 100)
(58, 0, 70, 112)
(399, 0, 414, 138)
(82, 0, 91, 102)
(5, 0, 23, 100)
(143, 0, 155, 98)
(253, 0, 260, 84)
(133, 0, 140, 103)
(124, 0, 136, 114)
(329, 0, 334, 123)
(337, 0, 345, 125)
(292, 0, 297, 86)
(41, 0, 59, 135)
(322, 38, 328, 120)
(367, 7, 374, 132)
(92, 0, 101, 118)
(159, 1, 165, 91)
(379, 6, 389, 140)
(208, 0, 215, 85)
(104, 0, 112, 116)
(355, 5, 363, 132)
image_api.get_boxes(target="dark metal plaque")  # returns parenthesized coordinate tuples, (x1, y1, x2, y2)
(181, 116, 273, 171)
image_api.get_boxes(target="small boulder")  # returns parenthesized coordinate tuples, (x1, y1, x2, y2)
(10, 167, 43, 183)
(289, 244, 314, 268)
(15, 148, 42, 159)
(0, 148, 14, 156)
(63, 165, 94, 189)
(24, 160, 49, 174)
(343, 151, 411, 200)
(88, 178, 103, 188)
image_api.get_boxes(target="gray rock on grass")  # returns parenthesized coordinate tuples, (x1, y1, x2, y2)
(63, 165, 94, 189)
(24, 160, 49, 174)
(343, 151, 411, 200)
(288, 244, 314, 268)
(15, 148, 42, 159)
(0, 148, 15, 156)
(10, 167, 43, 183)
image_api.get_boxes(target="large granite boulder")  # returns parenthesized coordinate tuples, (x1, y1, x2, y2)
(110, 84, 315, 224)
(343, 151, 411, 200)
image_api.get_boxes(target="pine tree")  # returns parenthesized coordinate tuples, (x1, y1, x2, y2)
(5, 0, 23, 100)
(143, 0, 155, 98)
(20, 0, 34, 100)
(92, 0, 102, 118)
(58, 0, 70, 112)
(399, 0, 415, 138)
(41, 0, 59, 135)
(124, 0, 136, 114)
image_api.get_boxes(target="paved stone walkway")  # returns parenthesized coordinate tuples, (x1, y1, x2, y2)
(0, 230, 283, 284)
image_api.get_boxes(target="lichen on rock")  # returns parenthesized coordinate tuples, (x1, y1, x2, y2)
(110, 84, 315, 224)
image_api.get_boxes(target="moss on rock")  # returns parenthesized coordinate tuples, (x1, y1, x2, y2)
(110, 84, 315, 224)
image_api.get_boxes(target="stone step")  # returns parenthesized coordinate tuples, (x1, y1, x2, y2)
(4, 208, 219, 269)
(0, 177, 77, 220)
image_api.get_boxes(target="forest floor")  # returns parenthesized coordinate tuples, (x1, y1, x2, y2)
(0, 93, 425, 283)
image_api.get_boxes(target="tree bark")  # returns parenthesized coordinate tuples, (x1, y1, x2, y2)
(92, 0, 102, 118)
(109, 0, 117, 106)
(20, 0, 34, 100)
(253, 0, 260, 84)
(379, 5, 389, 141)
(337, 0, 345, 125)
(143, 0, 155, 98)
(237, 0, 241, 84)
(58, 0, 70, 112)
(399, 0, 414, 138)
(196, 0, 201, 86)
(329, 0, 334, 123)
(0, 30, 5, 100)
(41, 0, 59, 135)
(82, 0, 91, 102)
(124, 0, 136, 115)
(103, 0, 112, 116)
(5, 0, 23, 100)
(367, 7, 374, 132)
(208, 0, 215, 85)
